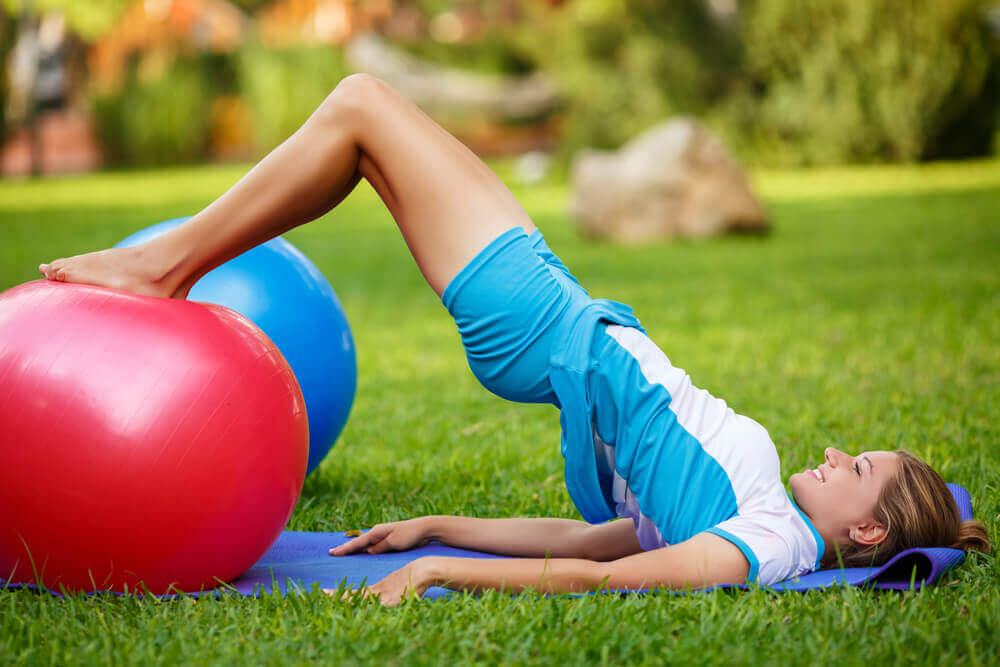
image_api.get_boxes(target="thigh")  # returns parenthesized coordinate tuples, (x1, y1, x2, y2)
(443, 228, 590, 405)
(343, 75, 537, 296)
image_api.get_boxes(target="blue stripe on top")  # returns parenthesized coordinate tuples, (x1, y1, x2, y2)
(548, 300, 644, 523)
(706, 527, 760, 583)
(588, 330, 739, 545)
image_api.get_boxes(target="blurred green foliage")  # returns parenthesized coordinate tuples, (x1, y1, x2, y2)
(0, 7, 12, 141)
(1, 0, 129, 41)
(397, 31, 535, 77)
(93, 57, 216, 166)
(236, 44, 350, 153)
(91, 45, 350, 166)
(498, 0, 999, 165)
(76, 0, 1000, 167)
(732, 0, 1000, 164)
(509, 0, 741, 156)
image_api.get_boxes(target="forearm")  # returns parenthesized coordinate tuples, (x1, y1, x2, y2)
(425, 516, 593, 558)
(417, 532, 751, 597)
(355, 534, 750, 605)
(422, 556, 609, 595)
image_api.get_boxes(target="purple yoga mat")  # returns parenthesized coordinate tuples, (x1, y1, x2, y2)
(3, 484, 974, 597)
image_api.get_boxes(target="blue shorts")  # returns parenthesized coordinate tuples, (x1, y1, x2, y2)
(441, 227, 590, 405)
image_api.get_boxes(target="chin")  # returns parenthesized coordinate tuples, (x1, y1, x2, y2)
(788, 472, 807, 505)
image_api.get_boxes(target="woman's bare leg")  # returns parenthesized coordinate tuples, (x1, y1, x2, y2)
(39, 74, 536, 298)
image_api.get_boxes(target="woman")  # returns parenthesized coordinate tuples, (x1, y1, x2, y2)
(39, 75, 989, 605)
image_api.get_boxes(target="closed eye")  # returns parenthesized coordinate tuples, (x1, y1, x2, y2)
(854, 462, 861, 477)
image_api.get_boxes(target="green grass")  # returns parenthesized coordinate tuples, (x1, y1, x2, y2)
(1, 159, 999, 665)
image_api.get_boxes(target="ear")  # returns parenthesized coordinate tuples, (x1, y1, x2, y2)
(850, 521, 889, 547)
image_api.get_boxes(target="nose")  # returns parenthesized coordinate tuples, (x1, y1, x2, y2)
(824, 447, 849, 467)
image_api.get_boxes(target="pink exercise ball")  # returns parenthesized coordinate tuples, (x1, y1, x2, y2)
(0, 281, 308, 594)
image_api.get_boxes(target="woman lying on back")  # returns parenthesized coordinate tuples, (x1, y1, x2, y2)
(329, 447, 987, 605)
(38, 74, 990, 606)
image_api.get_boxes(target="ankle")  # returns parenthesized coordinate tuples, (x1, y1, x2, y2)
(128, 239, 193, 295)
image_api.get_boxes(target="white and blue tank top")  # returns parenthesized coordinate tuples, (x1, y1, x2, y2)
(548, 301, 825, 586)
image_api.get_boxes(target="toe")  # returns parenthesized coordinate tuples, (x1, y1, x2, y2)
(43, 259, 65, 280)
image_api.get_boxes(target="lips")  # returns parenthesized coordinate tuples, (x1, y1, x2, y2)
(810, 468, 825, 483)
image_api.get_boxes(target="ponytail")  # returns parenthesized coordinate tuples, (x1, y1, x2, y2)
(953, 519, 991, 555)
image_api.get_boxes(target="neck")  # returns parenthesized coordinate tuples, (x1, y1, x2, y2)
(819, 532, 845, 567)
(787, 492, 833, 570)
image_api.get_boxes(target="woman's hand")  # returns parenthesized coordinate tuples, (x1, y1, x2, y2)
(325, 557, 438, 607)
(329, 517, 437, 556)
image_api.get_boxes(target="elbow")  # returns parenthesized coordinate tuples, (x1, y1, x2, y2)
(575, 521, 638, 561)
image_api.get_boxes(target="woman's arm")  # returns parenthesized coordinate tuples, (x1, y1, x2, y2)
(337, 532, 750, 606)
(331, 516, 641, 561)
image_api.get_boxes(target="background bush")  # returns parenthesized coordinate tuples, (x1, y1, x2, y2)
(509, 0, 741, 157)
(92, 55, 227, 166)
(236, 44, 351, 155)
(506, 0, 998, 165)
(83, 0, 1000, 167)
(90, 45, 350, 166)
(731, 0, 1000, 165)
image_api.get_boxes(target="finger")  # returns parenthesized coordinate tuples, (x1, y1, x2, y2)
(330, 539, 361, 556)
(366, 539, 398, 555)
(330, 529, 380, 555)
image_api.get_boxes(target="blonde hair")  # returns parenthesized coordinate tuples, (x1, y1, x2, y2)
(839, 450, 991, 567)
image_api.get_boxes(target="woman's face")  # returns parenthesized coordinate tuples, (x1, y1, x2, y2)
(790, 448, 901, 545)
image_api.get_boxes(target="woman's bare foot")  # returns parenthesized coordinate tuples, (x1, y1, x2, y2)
(38, 244, 192, 299)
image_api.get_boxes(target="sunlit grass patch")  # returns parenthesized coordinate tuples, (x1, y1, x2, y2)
(1, 160, 998, 665)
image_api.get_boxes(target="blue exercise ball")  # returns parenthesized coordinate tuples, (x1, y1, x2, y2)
(117, 218, 356, 476)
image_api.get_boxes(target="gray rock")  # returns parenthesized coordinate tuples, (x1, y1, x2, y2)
(570, 118, 767, 242)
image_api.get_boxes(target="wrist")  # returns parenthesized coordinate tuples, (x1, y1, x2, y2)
(419, 515, 447, 543)
(415, 556, 444, 588)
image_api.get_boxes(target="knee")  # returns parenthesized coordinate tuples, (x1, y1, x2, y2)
(333, 72, 392, 102)
(316, 73, 392, 127)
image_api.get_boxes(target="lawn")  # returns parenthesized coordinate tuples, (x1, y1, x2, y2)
(1, 159, 998, 665)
